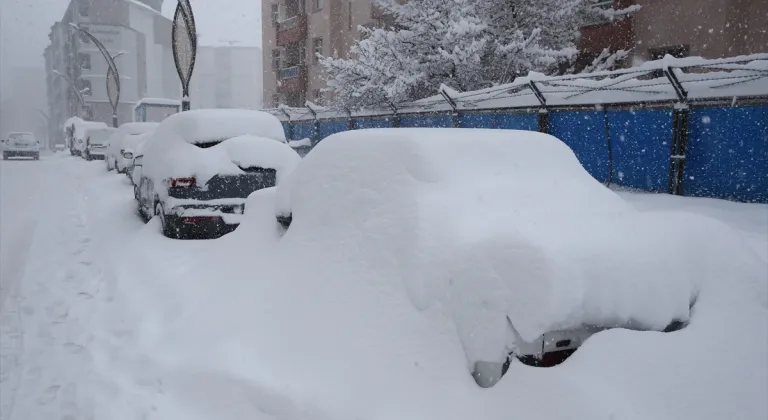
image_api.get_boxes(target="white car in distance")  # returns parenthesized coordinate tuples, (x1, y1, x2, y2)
(2, 132, 40, 160)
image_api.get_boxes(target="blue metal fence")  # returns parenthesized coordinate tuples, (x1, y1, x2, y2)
(280, 104, 768, 203)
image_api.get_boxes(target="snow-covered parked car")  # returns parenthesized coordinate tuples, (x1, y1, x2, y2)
(105, 122, 158, 172)
(63, 117, 108, 157)
(2, 132, 40, 160)
(82, 126, 116, 161)
(273, 128, 766, 389)
(136, 109, 300, 239)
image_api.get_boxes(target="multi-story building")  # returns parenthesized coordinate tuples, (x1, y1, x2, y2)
(580, 0, 768, 68)
(190, 44, 263, 110)
(43, 0, 179, 145)
(262, 0, 392, 108)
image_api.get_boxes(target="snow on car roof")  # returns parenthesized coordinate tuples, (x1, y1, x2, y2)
(117, 122, 159, 135)
(151, 109, 286, 145)
(274, 127, 755, 368)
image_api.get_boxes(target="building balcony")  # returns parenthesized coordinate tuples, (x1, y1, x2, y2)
(276, 14, 307, 47)
(277, 65, 308, 94)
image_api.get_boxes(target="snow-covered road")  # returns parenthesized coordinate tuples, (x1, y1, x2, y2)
(0, 153, 766, 420)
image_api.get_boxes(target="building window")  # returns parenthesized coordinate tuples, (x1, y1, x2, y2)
(313, 0, 323, 12)
(78, 30, 91, 44)
(348, 1, 353, 29)
(312, 38, 323, 64)
(272, 49, 281, 71)
(78, 0, 90, 17)
(78, 53, 91, 70)
(271, 4, 279, 26)
(79, 79, 92, 96)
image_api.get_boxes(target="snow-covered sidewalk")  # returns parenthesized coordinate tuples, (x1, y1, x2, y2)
(1, 154, 766, 420)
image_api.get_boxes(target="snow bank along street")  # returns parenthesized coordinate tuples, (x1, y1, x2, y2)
(1, 141, 767, 420)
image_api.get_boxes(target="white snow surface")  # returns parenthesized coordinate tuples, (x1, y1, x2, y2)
(276, 128, 766, 366)
(0, 149, 766, 420)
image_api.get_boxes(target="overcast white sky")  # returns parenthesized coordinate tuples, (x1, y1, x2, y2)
(0, 0, 261, 99)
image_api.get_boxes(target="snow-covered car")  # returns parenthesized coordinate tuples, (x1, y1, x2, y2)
(105, 122, 159, 172)
(2, 132, 40, 160)
(83, 126, 116, 161)
(63, 117, 108, 157)
(274, 128, 714, 388)
(136, 109, 300, 239)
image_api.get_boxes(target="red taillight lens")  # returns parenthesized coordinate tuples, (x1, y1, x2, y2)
(171, 177, 195, 188)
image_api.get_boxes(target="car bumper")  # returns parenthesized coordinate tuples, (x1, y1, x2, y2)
(166, 201, 245, 239)
(3, 150, 39, 158)
(166, 213, 239, 239)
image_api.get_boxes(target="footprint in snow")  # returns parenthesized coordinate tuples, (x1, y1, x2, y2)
(27, 366, 42, 381)
(63, 342, 85, 354)
(37, 385, 60, 405)
(46, 301, 69, 321)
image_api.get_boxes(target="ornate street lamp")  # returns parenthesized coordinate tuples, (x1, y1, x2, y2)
(172, 0, 198, 111)
(69, 23, 121, 127)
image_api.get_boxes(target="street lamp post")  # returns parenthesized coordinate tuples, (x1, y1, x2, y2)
(52, 69, 87, 117)
(172, 0, 198, 111)
(69, 23, 121, 127)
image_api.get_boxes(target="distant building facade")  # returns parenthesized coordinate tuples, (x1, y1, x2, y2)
(43, 0, 178, 145)
(580, 0, 768, 68)
(190, 45, 263, 110)
(262, 0, 391, 108)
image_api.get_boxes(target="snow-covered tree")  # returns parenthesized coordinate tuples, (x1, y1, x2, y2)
(320, 0, 638, 109)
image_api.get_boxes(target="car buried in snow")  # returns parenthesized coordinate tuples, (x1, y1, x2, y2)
(82, 126, 116, 161)
(105, 122, 158, 173)
(274, 127, 698, 388)
(135, 109, 300, 239)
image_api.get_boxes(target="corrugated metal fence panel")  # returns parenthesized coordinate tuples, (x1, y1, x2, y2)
(607, 109, 673, 192)
(549, 110, 610, 182)
(686, 105, 768, 202)
(293, 122, 315, 141)
(355, 118, 395, 129)
(458, 113, 495, 128)
(317, 120, 349, 140)
(496, 112, 539, 131)
(400, 113, 453, 128)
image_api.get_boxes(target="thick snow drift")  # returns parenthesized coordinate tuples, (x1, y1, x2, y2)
(141, 109, 290, 186)
(275, 128, 765, 368)
(5, 145, 765, 420)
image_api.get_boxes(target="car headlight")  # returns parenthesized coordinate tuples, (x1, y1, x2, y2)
(122, 152, 134, 159)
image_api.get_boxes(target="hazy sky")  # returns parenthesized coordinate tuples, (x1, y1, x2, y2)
(0, 0, 261, 99)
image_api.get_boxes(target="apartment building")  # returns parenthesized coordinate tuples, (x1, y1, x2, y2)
(580, 0, 768, 67)
(43, 0, 178, 144)
(262, 0, 392, 108)
(190, 45, 263, 110)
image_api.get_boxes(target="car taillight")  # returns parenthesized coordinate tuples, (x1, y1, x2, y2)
(171, 177, 195, 188)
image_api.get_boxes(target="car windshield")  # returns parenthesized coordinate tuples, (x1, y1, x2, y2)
(8, 133, 33, 142)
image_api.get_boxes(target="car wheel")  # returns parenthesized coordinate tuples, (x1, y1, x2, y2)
(33, 153, 39, 161)
(156, 203, 179, 239)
